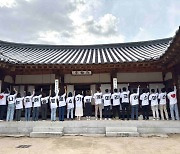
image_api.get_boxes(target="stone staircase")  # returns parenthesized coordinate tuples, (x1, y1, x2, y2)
(106, 127, 139, 137)
(30, 127, 63, 138)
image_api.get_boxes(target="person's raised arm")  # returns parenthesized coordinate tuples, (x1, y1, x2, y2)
(73, 90, 76, 97)
(174, 83, 177, 92)
(13, 88, 18, 96)
(31, 89, 35, 97)
(128, 83, 130, 91)
(137, 85, 140, 95)
(64, 86, 67, 96)
(156, 85, 159, 93)
(91, 90, 93, 97)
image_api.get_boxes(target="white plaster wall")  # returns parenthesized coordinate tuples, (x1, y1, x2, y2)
(117, 72, 163, 82)
(101, 84, 111, 94)
(4, 75, 13, 83)
(164, 72, 172, 81)
(67, 85, 74, 96)
(15, 74, 55, 84)
(149, 83, 165, 92)
(64, 73, 110, 83)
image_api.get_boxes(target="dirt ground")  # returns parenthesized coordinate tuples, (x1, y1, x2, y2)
(0, 135, 180, 154)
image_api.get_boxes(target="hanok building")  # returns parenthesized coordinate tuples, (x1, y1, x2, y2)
(0, 27, 180, 109)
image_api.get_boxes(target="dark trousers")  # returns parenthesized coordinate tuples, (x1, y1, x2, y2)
(15, 109, 22, 121)
(85, 102, 92, 117)
(104, 105, 111, 118)
(0, 105, 6, 120)
(131, 105, 139, 120)
(32, 107, 40, 121)
(112, 105, 120, 119)
(142, 105, 149, 120)
(41, 104, 47, 120)
(121, 103, 130, 120)
(59, 106, 65, 121)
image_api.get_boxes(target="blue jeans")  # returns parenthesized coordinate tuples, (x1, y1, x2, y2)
(6, 103, 15, 121)
(25, 108, 31, 121)
(51, 108, 56, 121)
(59, 106, 65, 121)
(32, 107, 40, 121)
(170, 103, 179, 120)
(67, 108, 74, 119)
(131, 105, 139, 120)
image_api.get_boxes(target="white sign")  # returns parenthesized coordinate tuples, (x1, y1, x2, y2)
(55, 79, 59, 94)
(72, 71, 92, 76)
(113, 78, 118, 89)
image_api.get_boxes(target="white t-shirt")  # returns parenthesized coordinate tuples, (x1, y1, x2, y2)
(120, 91, 130, 103)
(50, 95, 58, 109)
(24, 95, 34, 108)
(0, 93, 9, 105)
(130, 88, 139, 106)
(15, 97, 24, 109)
(33, 95, 42, 107)
(140, 93, 149, 106)
(75, 94, 84, 108)
(58, 93, 66, 107)
(93, 92, 102, 105)
(158, 92, 167, 105)
(103, 93, 111, 106)
(149, 93, 159, 106)
(66, 96, 74, 109)
(84, 96, 92, 103)
(111, 92, 121, 106)
(7, 93, 17, 105)
(41, 96, 49, 104)
(167, 86, 177, 105)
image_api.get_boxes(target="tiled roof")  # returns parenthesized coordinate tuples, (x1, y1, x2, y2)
(0, 38, 172, 65)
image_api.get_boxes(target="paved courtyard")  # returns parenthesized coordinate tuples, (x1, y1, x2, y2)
(0, 135, 180, 154)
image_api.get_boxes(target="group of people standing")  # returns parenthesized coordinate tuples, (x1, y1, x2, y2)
(0, 84, 179, 122)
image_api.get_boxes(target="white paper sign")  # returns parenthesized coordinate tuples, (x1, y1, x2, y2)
(55, 79, 59, 94)
(113, 78, 118, 89)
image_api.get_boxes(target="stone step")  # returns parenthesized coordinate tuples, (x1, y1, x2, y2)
(106, 127, 138, 132)
(30, 132, 63, 138)
(106, 132, 139, 137)
(33, 127, 63, 132)
(63, 127, 106, 134)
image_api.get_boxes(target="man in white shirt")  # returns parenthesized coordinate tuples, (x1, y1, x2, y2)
(149, 88, 159, 120)
(111, 89, 121, 119)
(58, 87, 66, 121)
(102, 89, 111, 120)
(120, 86, 130, 120)
(130, 86, 140, 120)
(0, 88, 10, 121)
(140, 89, 150, 120)
(158, 88, 169, 120)
(167, 85, 179, 120)
(93, 88, 103, 120)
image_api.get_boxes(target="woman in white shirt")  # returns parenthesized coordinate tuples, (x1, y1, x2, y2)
(84, 90, 93, 120)
(32, 90, 42, 121)
(24, 90, 35, 121)
(58, 87, 67, 121)
(49, 91, 58, 121)
(15, 93, 24, 121)
(66, 92, 75, 120)
(6, 88, 17, 121)
(41, 89, 51, 120)
(75, 91, 84, 120)
(0, 88, 10, 121)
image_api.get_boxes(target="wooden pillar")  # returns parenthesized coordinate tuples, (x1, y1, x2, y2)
(0, 69, 5, 92)
(110, 69, 117, 93)
(172, 64, 180, 111)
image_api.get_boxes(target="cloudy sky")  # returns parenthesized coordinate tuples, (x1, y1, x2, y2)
(0, 0, 180, 45)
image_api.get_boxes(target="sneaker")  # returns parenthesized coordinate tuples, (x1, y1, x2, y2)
(153, 118, 156, 120)
(100, 118, 102, 120)
(96, 118, 98, 120)
(108, 118, 111, 120)
(104, 118, 107, 120)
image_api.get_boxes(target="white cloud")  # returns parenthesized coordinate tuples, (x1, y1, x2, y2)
(0, 0, 16, 7)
